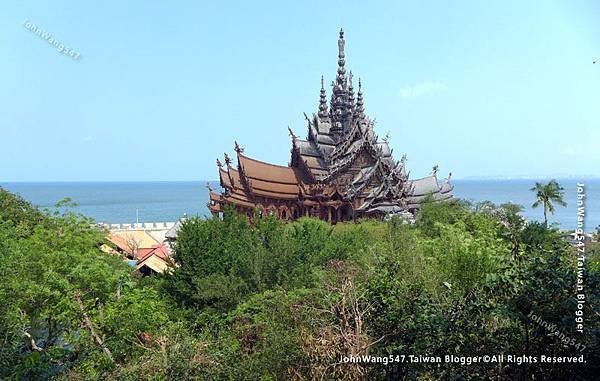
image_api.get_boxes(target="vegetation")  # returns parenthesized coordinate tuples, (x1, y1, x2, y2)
(0, 186, 598, 380)
(530, 179, 567, 226)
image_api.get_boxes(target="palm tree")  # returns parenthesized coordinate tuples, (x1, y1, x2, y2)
(530, 180, 567, 226)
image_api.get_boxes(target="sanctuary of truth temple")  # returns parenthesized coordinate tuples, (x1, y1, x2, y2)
(207, 30, 453, 223)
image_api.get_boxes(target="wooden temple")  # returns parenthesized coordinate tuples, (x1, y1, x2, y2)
(207, 30, 453, 223)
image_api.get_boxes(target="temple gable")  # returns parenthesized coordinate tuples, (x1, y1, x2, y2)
(208, 30, 453, 223)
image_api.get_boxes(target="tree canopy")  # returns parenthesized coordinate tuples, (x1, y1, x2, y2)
(0, 187, 597, 380)
(530, 179, 567, 226)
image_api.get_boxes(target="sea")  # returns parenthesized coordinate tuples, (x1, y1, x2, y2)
(1, 179, 598, 232)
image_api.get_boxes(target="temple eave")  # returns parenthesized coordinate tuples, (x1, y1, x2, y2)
(208, 30, 453, 224)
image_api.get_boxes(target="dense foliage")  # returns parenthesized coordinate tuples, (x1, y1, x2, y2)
(1, 187, 598, 380)
(0, 189, 186, 380)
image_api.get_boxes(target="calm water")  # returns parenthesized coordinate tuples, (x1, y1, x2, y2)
(1, 179, 598, 231)
(452, 179, 599, 232)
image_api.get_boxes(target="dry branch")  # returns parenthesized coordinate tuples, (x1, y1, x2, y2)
(75, 292, 114, 362)
(23, 331, 43, 351)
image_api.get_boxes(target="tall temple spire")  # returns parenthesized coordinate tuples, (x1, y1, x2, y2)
(331, 28, 349, 137)
(347, 71, 355, 118)
(318, 75, 328, 118)
(208, 29, 455, 222)
(356, 78, 365, 119)
(336, 28, 346, 83)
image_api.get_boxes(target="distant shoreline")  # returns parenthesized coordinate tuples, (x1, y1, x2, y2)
(2, 180, 598, 231)
(2, 177, 599, 184)
(456, 176, 600, 181)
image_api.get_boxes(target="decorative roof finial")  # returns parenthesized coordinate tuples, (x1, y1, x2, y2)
(234, 141, 244, 154)
(338, 28, 345, 58)
(206, 182, 214, 192)
(400, 153, 407, 164)
(331, 29, 349, 136)
(447, 172, 452, 181)
(224, 153, 232, 166)
(216, 158, 222, 167)
(288, 126, 297, 139)
(318, 75, 328, 118)
(336, 28, 346, 84)
(356, 78, 365, 118)
(347, 71, 355, 115)
(383, 131, 390, 143)
(432, 165, 439, 176)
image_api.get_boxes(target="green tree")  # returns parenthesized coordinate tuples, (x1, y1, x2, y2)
(3, 188, 599, 380)
(0, 187, 46, 238)
(493, 203, 526, 256)
(0, 189, 185, 380)
(530, 179, 567, 226)
(0, 193, 122, 377)
(414, 195, 467, 237)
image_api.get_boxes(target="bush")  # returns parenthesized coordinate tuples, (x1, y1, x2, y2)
(2, 190, 598, 380)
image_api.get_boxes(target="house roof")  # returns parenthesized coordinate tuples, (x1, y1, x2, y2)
(165, 218, 185, 240)
(99, 243, 119, 255)
(106, 234, 130, 252)
(137, 243, 170, 262)
(136, 254, 170, 274)
(107, 231, 160, 254)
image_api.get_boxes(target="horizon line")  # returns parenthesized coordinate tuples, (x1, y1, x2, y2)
(2, 176, 600, 183)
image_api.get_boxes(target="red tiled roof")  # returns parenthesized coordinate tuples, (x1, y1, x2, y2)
(137, 243, 170, 262)
(107, 234, 131, 253)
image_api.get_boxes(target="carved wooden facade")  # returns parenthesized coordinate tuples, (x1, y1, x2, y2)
(208, 30, 453, 223)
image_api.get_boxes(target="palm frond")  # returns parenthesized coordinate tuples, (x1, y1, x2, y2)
(530, 182, 543, 192)
(555, 198, 567, 207)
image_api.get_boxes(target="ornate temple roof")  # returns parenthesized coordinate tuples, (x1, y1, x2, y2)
(410, 175, 441, 196)
(238, 153, 301, 186)
(208, 29, 454, 221)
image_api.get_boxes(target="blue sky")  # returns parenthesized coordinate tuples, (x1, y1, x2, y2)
(1, 1, 599, 181)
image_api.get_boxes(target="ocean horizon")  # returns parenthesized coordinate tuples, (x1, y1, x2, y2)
(1, 179, 598, 232)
